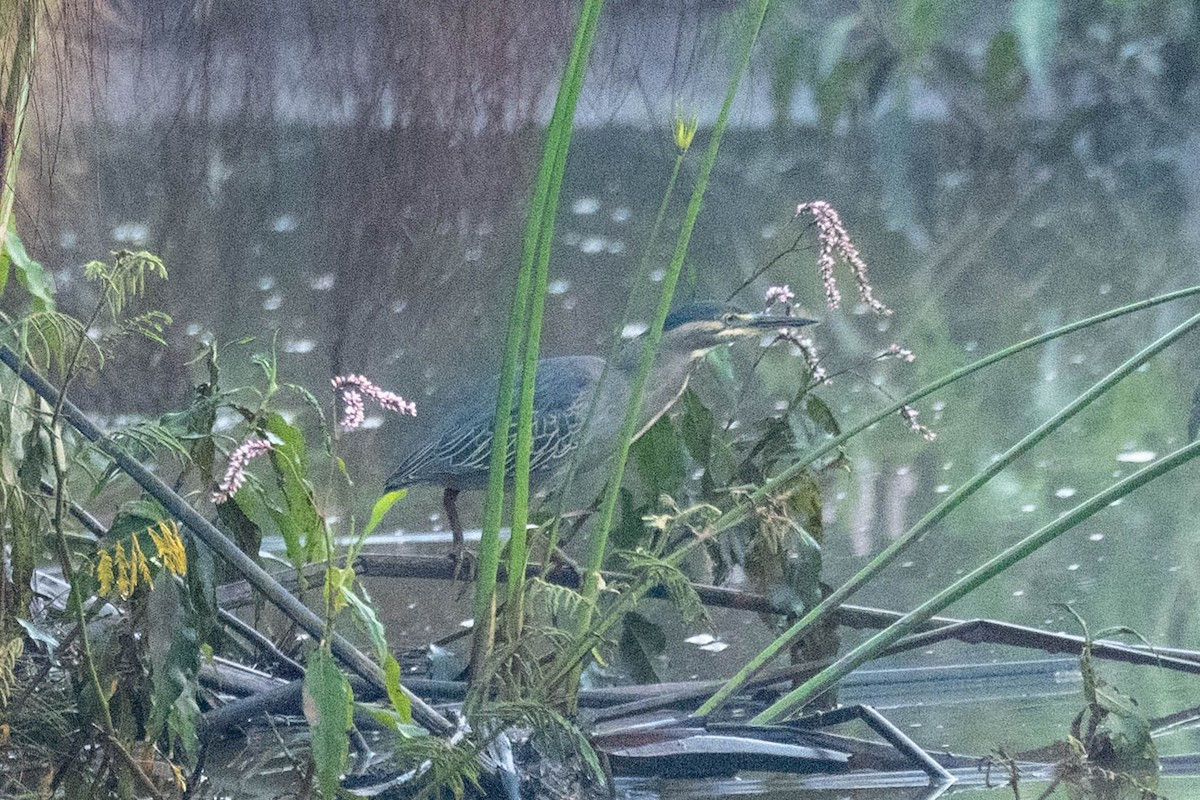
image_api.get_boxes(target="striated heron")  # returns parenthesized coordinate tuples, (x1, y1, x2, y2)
(385, 303, 818, 546)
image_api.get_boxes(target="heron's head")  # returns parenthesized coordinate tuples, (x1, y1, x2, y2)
(661, 302, 819, 360)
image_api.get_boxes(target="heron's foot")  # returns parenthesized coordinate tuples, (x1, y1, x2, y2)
(449, 546, 476, 582)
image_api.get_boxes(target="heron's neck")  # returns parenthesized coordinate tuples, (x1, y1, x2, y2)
(617, 340, 703, 434)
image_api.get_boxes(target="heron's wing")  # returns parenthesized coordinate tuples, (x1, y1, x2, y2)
(386, 356, 603, 489)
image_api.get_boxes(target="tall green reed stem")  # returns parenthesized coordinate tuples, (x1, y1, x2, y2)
(503, 0, 605, 642)
(697, 301, 1200, 714)
(561, 0, 773, 681)
(753, 436, 1200, 722)
(469, 0, 605, 685)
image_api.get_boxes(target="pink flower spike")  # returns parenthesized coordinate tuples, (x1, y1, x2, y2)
(340, 389, 366, 431)
(899, 405, 937, 441)
(213, 438, 274, 504)
(888, 342, 916, 363)
(332, 374, 417, 431)
(765, 284, 795, 309)
(796, 200, 889, 315)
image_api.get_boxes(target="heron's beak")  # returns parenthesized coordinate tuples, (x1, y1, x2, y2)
(727, 311, 819, 336)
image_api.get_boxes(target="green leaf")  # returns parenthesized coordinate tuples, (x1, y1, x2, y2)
(617, 611, 665, 684)
(384, 653, 413, 724)
(611, 488, 645, 550)
(631, 415, 685, 501)
(897, 0, 950, 58)
(263, 412, 327, 565)
(679, 389, 714, 467)
(1012, 0, 1059, 88)
(984, 30, 1027, 107)
(4, 227, 55, 310)
(363, 489, 406, 539)
(804, 396, 841, 439)
(338, 582, 389, 665)
(303, 647, 353, 799)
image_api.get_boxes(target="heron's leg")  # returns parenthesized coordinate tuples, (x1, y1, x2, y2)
(443, 486, 464, 550)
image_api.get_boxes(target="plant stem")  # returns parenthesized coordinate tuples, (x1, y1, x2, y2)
(47, 297, 116, 734)
(752, 437, 1200, 722)
(504, 0, 605, 647)
(0, 0, 36, 238)
(541, 149, 687, 570)
(575, 0, 773, 628)
(553, 1, 774, 696)
(697, 304, 1200, 715)
(469, 0, 605, 690)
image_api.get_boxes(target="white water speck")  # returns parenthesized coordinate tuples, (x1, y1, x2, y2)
(649, 269, 665, 282)
(271, 213, 298, 233)
(611, 207, 631, 223)
(685, 633, 716, 646)
(581, 236, 607, 254)
(112, 222, 148, 244)
(1067, 563, 1080, 571)
(572, 197, 600, 215)
(258, 275, 276, 291)
(1012, 590, 1025, 597)
(1021, 503, 1037, 513)
(548, 279, 571, 295)
(1054, 487, 1076, 499)
(699, 642, 729, 653)
(1089, 533, 1104, 541)
(1116, 450, 1156, 463)
(283, 339, 315, 354)
(263, 294, 283, 311)
(310, 273, 336, 291)
(622, 322, 648, 339)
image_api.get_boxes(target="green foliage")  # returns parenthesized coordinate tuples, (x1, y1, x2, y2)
(1, 228, 55, 311)
(984, 30, 1027, 107)
(262, 411, 328, 566)
(617, 610, 665, 683)
(304, 645, 354, 799)
(631, 414, 685, 499)
(83, 249, 167, 318)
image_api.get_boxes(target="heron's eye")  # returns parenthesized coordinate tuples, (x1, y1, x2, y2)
(722, 312, 737, 324)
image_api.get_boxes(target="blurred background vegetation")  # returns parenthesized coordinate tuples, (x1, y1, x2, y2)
(8, 0, 1200, 756)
